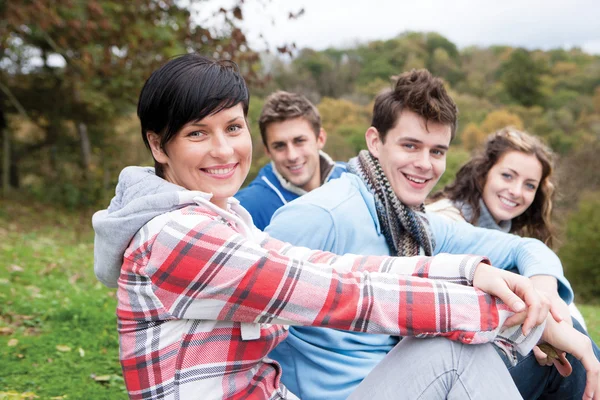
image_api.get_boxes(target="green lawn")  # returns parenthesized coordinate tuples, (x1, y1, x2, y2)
(0, 198, 599, 399)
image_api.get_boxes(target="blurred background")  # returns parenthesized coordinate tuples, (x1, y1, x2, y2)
(1, 1, 599, 397)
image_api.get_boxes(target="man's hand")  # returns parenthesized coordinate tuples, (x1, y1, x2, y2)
(540, 317, 600, 399)
(473, 263, 554, 335)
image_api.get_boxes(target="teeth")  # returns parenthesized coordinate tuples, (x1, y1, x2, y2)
(406, 175, 426, 183)
(205, 167, 234, 175)
(289, 165, 303, 171)
(499, 197, 517, 207)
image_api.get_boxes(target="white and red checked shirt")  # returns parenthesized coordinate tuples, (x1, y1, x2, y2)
(116, 195, 537, 400)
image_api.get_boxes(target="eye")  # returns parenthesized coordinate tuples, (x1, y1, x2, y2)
(187, 131, 206, 138)
(431, 149, 446, 157)
(227, 124, 242, 134)
(501, 172, 512, 180)
(402, 143, 416, 150)
(525, 183, 537, 190)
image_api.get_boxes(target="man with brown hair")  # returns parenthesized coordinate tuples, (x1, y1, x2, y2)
(235, 91, 346, 230)
(266, 69, 597, 400)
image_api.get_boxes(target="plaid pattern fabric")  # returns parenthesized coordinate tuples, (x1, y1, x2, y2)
(116, 200, 527, 400)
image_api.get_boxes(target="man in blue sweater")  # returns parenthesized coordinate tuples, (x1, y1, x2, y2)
(266, 70, 599, 399)
(235, 91, 346, 230)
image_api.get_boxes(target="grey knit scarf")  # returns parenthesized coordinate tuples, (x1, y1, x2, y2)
(347, 150, 435, 256)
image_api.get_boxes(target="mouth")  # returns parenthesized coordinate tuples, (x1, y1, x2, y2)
(286, 163, 305, 174)
(498, 196, 518, 208)
(403, 173, 430, 187)
(201, 163, 238, 179)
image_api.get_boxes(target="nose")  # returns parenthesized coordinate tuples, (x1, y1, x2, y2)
(210, 132, 234, 159)
(413, 150, 432, 171)
(286, 145, 300, 162)
(508, 181, 523, 198)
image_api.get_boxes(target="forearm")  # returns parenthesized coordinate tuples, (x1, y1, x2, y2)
(263, 235, 482, 285)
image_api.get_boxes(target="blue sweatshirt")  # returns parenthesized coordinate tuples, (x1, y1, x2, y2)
(235, 152, 346, 230)
(266, 173, 573, 400)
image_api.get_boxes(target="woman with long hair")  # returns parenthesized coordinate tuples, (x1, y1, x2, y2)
(428, 127, 595, 392)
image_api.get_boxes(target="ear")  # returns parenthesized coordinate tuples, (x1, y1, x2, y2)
(146, 131, 169, 164)
(365, 127, 381, 158)
(263, 144, 271, 157)
(316, 128, 327, 150)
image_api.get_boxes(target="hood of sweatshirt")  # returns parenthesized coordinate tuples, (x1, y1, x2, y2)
(92, 166, 259, 288)
(92, 166, 195, 288)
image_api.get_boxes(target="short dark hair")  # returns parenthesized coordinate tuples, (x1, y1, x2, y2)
(137, 53, 250, 176)
(371, 69, 458, 142)
(258, 91, 321, 147)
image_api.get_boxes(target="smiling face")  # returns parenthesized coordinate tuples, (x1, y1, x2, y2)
(264, 117, 326, 192)
(366, 109, 451, 207)
(147, 103, 252, 209)
(482, 150, 543, 223)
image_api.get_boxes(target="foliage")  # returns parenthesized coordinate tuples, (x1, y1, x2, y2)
(500, 48, 545, 107)
(559, 192, 600, 302)
(461, 122, 486, 152)
(1, 0, 261, 206)
(432, 147, 471, 193)
(480, 109, 524, 135)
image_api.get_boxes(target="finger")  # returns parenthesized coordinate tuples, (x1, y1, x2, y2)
(521, 292, 551, 335)
(488, 277, 527, 314)
(549, 301, 564, 323)
(503, 311, 527, 328)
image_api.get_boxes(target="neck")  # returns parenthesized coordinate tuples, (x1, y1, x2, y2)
(210, 198, 228, 210)
(300, 170, 321, 192)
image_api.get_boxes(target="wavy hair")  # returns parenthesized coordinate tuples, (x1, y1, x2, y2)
(431, 127, 556, 246)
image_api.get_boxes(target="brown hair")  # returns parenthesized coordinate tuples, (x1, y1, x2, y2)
(258, 91, 321, 147)
(432, 127, 556, 246)
(372, 69, 458, 142)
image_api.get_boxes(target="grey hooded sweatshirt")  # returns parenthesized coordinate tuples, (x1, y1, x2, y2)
(92, 166, 190, 288)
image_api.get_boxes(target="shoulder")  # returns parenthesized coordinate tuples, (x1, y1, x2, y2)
(236, 167, 284, 207)
(326, 162, 348, 181)
(294, 173, 363, 213)
(425, 198, 465, 223)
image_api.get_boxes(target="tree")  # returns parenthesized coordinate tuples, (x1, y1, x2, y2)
(0, 0, 262, 205)
(480, 109, 524, 135)
(461, 122, 486, 152)
(500, 48, 545, 107)
(559, 192, 600, 302)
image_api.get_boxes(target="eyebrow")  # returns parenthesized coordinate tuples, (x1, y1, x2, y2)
(189, 116, 242, 127)
(400, 137, 449, 151)
(269, 135, 307, 146)
(505, 167, 540, 183)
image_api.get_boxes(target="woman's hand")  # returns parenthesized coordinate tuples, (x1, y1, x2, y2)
(530, 275, 573, 326)
(473, 263, 556, 335)
(539, 317, 600, 399)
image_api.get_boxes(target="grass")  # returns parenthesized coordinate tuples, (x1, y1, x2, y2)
(0, 200, 123, 399)
(0, 198, 599, 399)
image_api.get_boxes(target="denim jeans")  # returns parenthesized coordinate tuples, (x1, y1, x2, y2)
(495, 318, 600, 400)
(349, 336, 523, 400)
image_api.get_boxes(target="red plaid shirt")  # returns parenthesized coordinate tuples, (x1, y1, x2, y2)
(116, 198, 529, 400)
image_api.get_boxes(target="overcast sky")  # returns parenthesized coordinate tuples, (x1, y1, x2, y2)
(204, 0, 600, 55)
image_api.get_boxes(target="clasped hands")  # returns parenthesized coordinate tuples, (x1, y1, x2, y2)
(473, 262, 599, 400)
